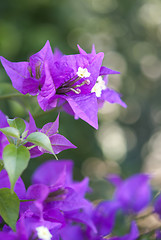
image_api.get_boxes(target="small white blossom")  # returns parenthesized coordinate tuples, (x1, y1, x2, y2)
(36, 226, 52, 240)
(91, 76, 106, 97)
(77, 67, 91, 78)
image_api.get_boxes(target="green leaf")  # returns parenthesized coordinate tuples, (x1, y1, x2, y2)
(0, 188, 20, 231)
(7, 119, 16, 128)
(22, 130, 28, 139)
(7, 118, 26, 135)
(6, 136, 15, 144)
(0, 127, 20, 139)
(26, 132, 54, 154)
(3, 144, 30, 191)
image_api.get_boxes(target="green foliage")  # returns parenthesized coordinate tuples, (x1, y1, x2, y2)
(22, 130, 29, 139)
(3, 144, 30, 191)
(0, 117, 56, 190)
(0, 188, 20, 231)
(0, 127, 20, 139)
(26, 132, 54, 154)
(7, 118, 26, 135)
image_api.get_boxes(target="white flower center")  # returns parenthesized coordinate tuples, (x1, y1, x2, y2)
(36, 226, 52, 240)
(77, 67, 91, 78)
(91, 76, 106, 97)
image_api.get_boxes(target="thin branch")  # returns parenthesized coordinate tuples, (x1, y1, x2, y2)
(0, 94, 23, 100)
(0, 94, 35, 100)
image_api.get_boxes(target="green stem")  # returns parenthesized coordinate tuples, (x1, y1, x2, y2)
(27, 145, 37, 150)
(153, 190, 161, 200)
(53, 152, 58, 160)
(0, 93, 33, 100)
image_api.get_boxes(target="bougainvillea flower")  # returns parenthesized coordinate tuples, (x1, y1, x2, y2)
(107, 174, 151, 214)
(39, 115, 76, 155)
(26, 111, 76, 157)
(29, 160, 93, 234)
(37, 49, 103, 129)
(0, 111, 76, 158)
(0, 41, 53, 96)
(29, 159, 91, 211)
(0, 40, 124, 128)
(22, 160, 95, 235)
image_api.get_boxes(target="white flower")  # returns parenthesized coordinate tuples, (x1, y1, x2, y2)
(91, 76, 106, 97)
(36, 226, 52, 240)
(77, 67, 91, 78)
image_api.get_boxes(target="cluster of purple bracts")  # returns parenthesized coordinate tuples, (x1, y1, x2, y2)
(0, 159, 157, 240)
(0, 41, 126, 129)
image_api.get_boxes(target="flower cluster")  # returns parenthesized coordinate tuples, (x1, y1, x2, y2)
(0, 160, 155, 240)
(0, 41, 126, 129)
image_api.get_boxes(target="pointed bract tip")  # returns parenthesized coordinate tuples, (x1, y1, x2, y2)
(91, 44, 96, 54)
(40, 40, 52, 53)
(45, 40, 50, 45)
(77, 44, 87, 55)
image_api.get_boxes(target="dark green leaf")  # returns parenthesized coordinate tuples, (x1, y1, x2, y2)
(3, 144, 30, 191)
(0, 188, 20, 231)
(26, 132, 54, 154)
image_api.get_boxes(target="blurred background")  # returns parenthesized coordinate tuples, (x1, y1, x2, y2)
(0, 0, 161, 201)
